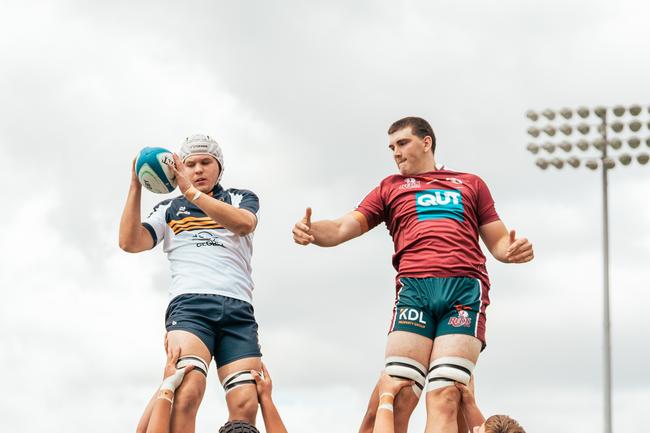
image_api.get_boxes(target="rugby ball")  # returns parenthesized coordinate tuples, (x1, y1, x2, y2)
(135, 147, 177, 194)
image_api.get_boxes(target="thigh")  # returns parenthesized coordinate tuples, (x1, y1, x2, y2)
(385, 330, 433, 366)
(217, 356, 262, 411)
(166, 329, 212, 368)
(430, 334, 481, 363)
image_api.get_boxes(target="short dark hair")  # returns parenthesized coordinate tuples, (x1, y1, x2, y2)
(484, 415, 526, 433)
(388, 116, 436, 154)
(218, 420, 260, 433)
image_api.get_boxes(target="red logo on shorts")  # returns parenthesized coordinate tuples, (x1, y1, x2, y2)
(448, 305, 472, 328)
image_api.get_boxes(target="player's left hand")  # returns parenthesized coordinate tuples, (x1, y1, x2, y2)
(169, 153, 192, 194)
(505, 229, 534, 263)
(163, 346, 194, 380)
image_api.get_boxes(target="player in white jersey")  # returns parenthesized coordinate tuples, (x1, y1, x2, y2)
(120, 135, 262, 433)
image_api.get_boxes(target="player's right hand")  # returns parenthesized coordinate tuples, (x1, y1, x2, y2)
(292, 207, 315, 245)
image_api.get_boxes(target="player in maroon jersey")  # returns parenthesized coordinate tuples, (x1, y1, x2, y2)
(292, 117, 533, 433)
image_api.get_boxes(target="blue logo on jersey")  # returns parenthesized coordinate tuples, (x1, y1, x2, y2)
(415, 189, 464, 222)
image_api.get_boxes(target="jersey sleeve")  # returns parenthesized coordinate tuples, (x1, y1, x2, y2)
(142, 200, 171, 247)
(476, 177, 500, 226)
(231, 189, 260, 216)
(355, 185, 385, 230)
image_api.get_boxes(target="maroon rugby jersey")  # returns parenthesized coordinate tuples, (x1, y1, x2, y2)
(356, 168, 500, 286)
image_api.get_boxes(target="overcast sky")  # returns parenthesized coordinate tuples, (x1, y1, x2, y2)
(1, 1, 649, 432)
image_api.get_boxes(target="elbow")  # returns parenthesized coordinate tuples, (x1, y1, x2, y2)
(234, 221, 256, 237)
(119, 238, 137, 253)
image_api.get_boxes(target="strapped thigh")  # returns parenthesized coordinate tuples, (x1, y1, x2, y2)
(385, 356, 427, 397)
(426, 356, 474, 392)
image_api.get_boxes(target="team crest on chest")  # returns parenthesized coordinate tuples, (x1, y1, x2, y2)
(400, 177, 421, 189)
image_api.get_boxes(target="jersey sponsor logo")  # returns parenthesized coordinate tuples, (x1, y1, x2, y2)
(448, 305, 472, 328)
(400, 177, 421, 189)
(176, 206, 191, 216)
(415, 189, 464, 222)
(192, 231, 225, 248)
(397, 307, 427, 329)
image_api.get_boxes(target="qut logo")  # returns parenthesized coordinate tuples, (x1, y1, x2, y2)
(415, 189, 465, 222)
(398, 308, 427, 324)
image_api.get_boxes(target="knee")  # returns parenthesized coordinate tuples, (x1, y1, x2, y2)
(173, 382, 204, 415)
(228, 389, 258, 423)
(427, 385, 460, 419)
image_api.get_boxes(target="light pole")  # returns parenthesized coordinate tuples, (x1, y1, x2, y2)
(524, 104, 650, 433)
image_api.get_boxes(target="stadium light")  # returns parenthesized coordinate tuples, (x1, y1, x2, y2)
(577, 107, 590, 118)
(577, 139, 590, 151)
(630, 121, 642, 132)
(560, 124, 573, 135)
(609, 138, 622, 150)
(542, 109, 555, 120)
(535, 158, 549, 169)
(526, 110, 539, 121)
(526, 143, 539, 154)
(560, 107, 573, 119)
(619, 154, 632, 166)
(567, 156, 581, 168)
(525, 103, 650, 433)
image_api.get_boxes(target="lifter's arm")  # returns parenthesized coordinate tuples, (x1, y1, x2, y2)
(455, 383, 485, 432)
(292, 208, 368, 247)
(119, 159, 155, 253)
(252, 364, 288, 433)
(479, 220, 534, 264)
(171, 154, 257, 236)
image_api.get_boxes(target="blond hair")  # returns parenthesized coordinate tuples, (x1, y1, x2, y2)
(484, 415, 526, 433)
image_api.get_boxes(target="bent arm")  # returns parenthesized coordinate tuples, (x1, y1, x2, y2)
(188, 189, 257, 236)
(310, 211, 368, 247)
(119, 183, 155, 253)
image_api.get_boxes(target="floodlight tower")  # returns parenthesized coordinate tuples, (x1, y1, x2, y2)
(525, 105, 650, 433)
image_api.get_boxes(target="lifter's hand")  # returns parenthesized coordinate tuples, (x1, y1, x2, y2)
(252, 363, 273, 401)
(505, 230, 534, 263)
(292, 207, 315, 245)
(377, 373, 414, 397)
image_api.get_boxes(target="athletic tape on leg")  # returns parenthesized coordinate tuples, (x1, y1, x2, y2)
(222, 370, 256, 394)
(426, 356, 474, 392)
(176, 355, 209, 377)
(384, 356, 426, 397)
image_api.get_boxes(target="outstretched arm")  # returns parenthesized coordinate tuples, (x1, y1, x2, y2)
(119, 158, 155, 253)
(372, 374, 414, 433)
(145, 347, 194, 433)
(252, 364, 288, 433)
(292, 208, 368, 247)
(479, 221, 534, 264)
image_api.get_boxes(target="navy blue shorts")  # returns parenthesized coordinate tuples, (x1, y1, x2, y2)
(165, 294, 262, 367)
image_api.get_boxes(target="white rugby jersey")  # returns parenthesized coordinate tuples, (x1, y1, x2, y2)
(142, 184, 259, 304)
